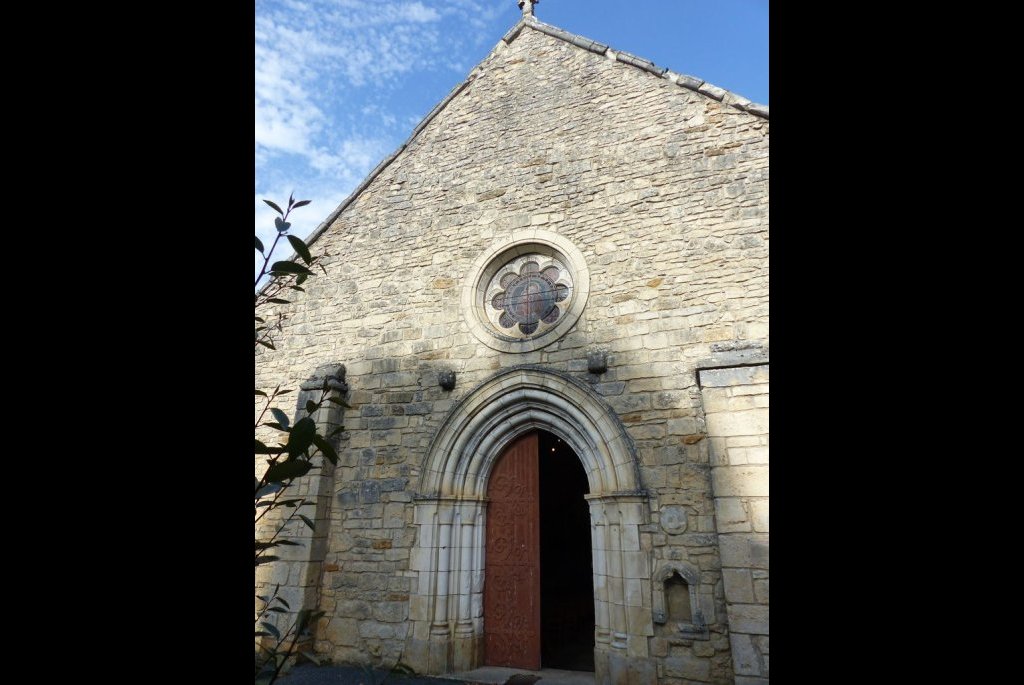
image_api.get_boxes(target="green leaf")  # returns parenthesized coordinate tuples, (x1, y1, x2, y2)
(299, 514, 315, 530)
(286, 416, 316, 457)
(277, 389, 293, 396)
(255, 389, 267, 397)
(274, 596, 290, 609)
(274, 217, 291, 233)
(292, 199, 311, 208)
(300, 651, 320, 665)
(255, 316, 265, 323)
(255, 554, 280, 566)
(305, 400, 318, 414)
(328, 426, 346, 437)
(287, 285, 305, 292)
(288, 191, 294, 208)
(269, 408, 290, 429)
(260, 621, 281, 640)
(265, 459, 312, 483)
(313, 434, 338, 466)
(255, 235, 265, 253)
(275, 540, 300, 546)
(263, 422, 287, 431)
(327, 397, 351, 407)
(256, 339, 276, 351)
(263, 199, 284, 216)
(267, 298, 290, 304)
(266, 606, 287, 613)
(270, 261, 314, 276)
(287, 235, 312, 265)
(295, 274, 308, 286)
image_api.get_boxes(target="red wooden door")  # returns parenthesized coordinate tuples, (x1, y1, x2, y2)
(484, 432, 541, 669)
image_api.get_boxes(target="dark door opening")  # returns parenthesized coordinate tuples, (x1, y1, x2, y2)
(539, 430, 595, 671)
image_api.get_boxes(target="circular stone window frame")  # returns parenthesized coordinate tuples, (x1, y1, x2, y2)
(462, 229, 590, 353)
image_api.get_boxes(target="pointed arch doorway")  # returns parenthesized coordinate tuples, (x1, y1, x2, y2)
(483, 429, 595, 671)
(408, 367, 651, 684)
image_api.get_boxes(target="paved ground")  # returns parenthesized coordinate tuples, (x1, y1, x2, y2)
(274, 664, 474, 684)
(273, 664, 595, 685)
(450, 666, 595, 684)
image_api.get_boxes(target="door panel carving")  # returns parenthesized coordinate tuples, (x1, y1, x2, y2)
(484, 432, 540, 669)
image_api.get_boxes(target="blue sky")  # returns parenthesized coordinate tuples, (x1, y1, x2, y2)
(255, 1, 768, 273)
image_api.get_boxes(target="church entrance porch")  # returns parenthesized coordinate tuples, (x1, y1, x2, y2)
(407, 367, 655, 684)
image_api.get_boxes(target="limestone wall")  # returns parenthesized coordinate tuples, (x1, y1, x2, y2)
(700, 364, 769, 684)
(256, 21, 768, 685)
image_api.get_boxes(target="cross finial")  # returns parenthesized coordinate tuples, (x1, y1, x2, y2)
(518, 0, 538, 17)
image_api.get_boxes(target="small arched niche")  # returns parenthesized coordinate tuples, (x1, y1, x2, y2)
(652, 562, 709, 640)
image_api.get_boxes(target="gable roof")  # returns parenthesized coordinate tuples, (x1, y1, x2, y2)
(298, 13, 768, 255)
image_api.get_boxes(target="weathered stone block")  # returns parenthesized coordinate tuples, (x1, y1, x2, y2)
(729, 632, 763, 676)
(718, 535, 750, 568)
(753, 578, 769, 604)
(711, 465, 769, 497)
(728, 604, 769, 634)
(722, 568, 754, 604)
(627, 657, 657, 685)
(359, 480, 381, 504)
(322, 617, 360, 647)
(667, 417, 699, 435)
(749, 499, 768, 532)
(665, 653, 711, 681)
(371, 601, 409, 623)
(698, 365, 769, 388)
(714, 497, 750, 533)
(750, 539, 769, 569)
(705, 409, 768, 438)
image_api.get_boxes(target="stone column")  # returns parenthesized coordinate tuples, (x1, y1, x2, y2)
(453, 499, 483, 670)
(587, 493, 656, 685)
(699, 363, 769, 685)
(408, 496, 485, 674)
(407, 498, 439, 673)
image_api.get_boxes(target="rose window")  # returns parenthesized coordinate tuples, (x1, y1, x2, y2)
(490, 262, 570, 335)
(483, 254, 574, 341)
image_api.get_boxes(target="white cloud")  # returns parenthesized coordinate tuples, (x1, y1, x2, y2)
(255, 0, 514, 281)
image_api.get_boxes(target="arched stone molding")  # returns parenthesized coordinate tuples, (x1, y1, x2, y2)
(406, 367, 653, 683)
(419, 366, 639, 499)
(651, 561, 709, 640)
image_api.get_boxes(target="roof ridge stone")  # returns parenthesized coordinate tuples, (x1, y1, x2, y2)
(521, 16, 767, 118)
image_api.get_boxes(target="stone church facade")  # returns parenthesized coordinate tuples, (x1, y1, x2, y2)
(256, 5, 768, 684)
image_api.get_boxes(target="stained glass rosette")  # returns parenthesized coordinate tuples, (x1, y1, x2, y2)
(484, 254, 574, 339)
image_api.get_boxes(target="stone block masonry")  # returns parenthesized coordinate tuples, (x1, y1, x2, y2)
(256, 16, 767, 685)
(699, 364, 769, 682)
